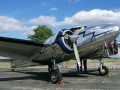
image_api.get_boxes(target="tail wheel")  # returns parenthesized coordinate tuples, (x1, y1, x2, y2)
(98, 66, 109, 76)
(50, 70, 62, 84)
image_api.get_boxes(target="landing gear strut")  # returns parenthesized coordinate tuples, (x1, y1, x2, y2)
(98, 58, 109, 76)
(48, 59, 62, 84)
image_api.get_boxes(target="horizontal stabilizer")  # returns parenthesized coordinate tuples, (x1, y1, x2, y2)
(0, 59, 14, 62)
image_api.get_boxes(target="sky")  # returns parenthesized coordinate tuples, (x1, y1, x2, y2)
(0, 0, 120, 40)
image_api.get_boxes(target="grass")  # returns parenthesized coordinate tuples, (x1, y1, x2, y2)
(0, 59, 120, 66)
(0, 63, 11, 66)
(87, 59, 120, 62)
(58, 59, 120, 65)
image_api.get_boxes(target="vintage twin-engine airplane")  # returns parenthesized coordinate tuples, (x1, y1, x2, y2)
(0, 24, 120, 84)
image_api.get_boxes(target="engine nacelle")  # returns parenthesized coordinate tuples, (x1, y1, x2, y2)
(55, 29, 74, 53)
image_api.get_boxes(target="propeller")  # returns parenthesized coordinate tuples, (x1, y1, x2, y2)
(103, 41, 110, 56)
(51, 23, 84, 66)
(109, 40, 119, 55)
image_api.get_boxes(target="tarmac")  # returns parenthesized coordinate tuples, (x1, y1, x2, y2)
(0, 68, 120, 90)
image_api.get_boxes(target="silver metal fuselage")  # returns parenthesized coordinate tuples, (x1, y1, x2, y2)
(34, 24, 119, 64)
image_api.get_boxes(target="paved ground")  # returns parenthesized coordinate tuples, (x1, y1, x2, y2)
(0, 68, 120, 90)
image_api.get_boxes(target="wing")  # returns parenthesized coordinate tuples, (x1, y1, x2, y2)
(0, 36, 44, 60)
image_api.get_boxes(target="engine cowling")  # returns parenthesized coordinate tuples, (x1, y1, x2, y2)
(55, 29, 74, 53)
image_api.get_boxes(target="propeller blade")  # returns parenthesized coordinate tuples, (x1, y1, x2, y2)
(51, 23, 71, 37)
(73, 42, 81, 66)
(51, 23, 63, 33)
(72, 26, 85, 66)
(76, 26, 84, 35)
(103, 41, 110, 56)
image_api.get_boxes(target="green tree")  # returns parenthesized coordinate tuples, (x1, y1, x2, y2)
(28, 25, 54, 42)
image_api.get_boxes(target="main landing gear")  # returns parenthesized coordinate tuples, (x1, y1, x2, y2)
(48, 59, 62, 84)
(98, 58, 109, 76)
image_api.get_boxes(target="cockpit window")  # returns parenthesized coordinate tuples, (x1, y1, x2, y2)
(69, 26, 87, 32)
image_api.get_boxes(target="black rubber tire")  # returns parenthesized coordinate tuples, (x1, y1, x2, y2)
(50, 70, 62, 84)
(98, 66, 109, 76)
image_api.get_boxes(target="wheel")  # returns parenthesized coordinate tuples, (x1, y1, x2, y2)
(98, 66, 109, 76)
(50, 70, 62, 84)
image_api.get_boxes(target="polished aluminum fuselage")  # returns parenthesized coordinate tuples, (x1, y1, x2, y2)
(34, 24, 119, 64)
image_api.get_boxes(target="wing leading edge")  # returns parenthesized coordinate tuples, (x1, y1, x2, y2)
(0, 36, 44, 60)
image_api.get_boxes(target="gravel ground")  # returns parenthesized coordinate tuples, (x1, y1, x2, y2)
(0, 67, 120, 90)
